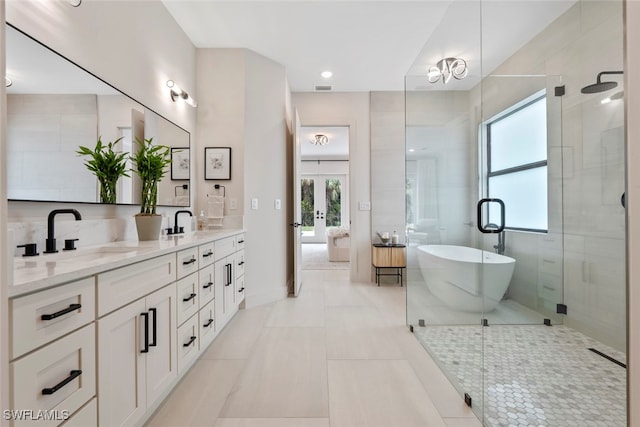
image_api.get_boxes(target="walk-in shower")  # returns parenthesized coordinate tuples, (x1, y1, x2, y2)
(405, 1, 626, 425)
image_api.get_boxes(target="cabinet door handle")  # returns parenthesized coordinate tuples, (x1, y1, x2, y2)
(149, 308, 157, 347)
(41, 370, 82, 395)
(183, 336, 197, 347)
(238, 261, 245, 266)
(140, 312, 149, 354)
(238, 287, 244, 293)
(203, 281, 213, 289)
(41, 303, 81, 321)
(237, 239, 244, 244)
(202, 251, 213, 258)
(203, 318, 213, 328)
(183, 257, 196, 265)
(183, 293, 197, 302)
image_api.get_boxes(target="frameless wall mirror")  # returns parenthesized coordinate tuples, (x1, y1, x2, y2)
(5, 23, 190, 207)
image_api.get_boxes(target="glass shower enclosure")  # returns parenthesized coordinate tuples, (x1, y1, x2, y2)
(405, 1, 627, 425)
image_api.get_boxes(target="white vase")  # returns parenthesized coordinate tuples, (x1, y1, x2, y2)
(135, 214, 163, 241)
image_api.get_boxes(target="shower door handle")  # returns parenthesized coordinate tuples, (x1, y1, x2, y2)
(477, 198, 505, 233)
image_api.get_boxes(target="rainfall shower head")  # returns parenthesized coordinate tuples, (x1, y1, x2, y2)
(581, 71, 623, 94)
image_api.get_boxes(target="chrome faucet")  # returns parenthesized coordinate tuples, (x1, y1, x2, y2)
(484, 223, 506, 255)
(44, 209, 82, 253)
(174, 210, 193, 234)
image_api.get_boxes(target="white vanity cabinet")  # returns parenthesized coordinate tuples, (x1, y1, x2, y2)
(97, 283, 177, 427)
(9, 229, 246, 427)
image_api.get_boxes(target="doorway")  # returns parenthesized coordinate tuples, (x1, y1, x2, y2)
(297, 126, 350, 270)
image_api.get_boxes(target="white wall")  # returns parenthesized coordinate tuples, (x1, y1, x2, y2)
(624, 0, 640, 423)
(195, 49, 245, 225)
(370, 92, 406, 245)
(243, 51, 289, 306)
(196, 48, 289, 306)
(292, 92, 372, 282)
(5, 0, 197, 244)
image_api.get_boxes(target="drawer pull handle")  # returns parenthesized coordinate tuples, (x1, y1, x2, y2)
(141, 312, 150, 353)
(42, 370, 82, 395)
(183, 293, 197, 302)
(237, 239, 245, 244)
(543, 285, 556, 291)
(149, 308, 157, 347)
(238, 261, 245, 266)
(183, 336, 197, 347)
(238, 287, 245, 293)
(183, 257, 196, 265)
(202, 251, 213, 258)
(41, 303, 81, 321)
(203, 281, 214, 289)
(543, 259, 555, 264)
(203, 318, 213, 328)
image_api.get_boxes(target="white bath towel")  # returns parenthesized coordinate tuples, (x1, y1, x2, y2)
(207, 195, 224, 227)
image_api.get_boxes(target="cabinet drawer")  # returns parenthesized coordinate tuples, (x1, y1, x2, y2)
(235, 233, 245, 250)
(235, 251, 245, 279)
(97, 254, 175, 316)
(177, 315, 199, 372)
(11, 324, 95, 427)
(199, 300, 216, 350)
(199, 265, 215, 308)
(199, 242, 215, 268)
(11, 277, 95, 359)
(177, 273, 199, 326)
(538, 254, 562, 277)
(63, 398, 96, 427)
(235, 276, 245, 305)
(538, 272, 562, 302)
(215, 237, 236, 260)
(177, 247, 199, 279)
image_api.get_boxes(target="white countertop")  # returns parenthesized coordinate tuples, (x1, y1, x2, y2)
(9, 229, 244, 298)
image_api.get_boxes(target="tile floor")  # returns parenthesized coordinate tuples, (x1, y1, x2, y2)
(301, 243, 350, 270)
(146, 269, 480, 427)
(415, 325, 627, 427)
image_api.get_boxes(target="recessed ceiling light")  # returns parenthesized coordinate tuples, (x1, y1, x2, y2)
(408, 148, 415, 152)
(321, 71, 333, 79)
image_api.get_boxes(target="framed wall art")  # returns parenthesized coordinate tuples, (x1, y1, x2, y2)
(205, 147, 232, 180)
(171, 147, 190, 180)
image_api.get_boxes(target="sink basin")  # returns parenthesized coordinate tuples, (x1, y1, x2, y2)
(42, 246, 138, 263)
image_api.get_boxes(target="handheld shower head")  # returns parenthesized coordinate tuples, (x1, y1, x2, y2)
(581, 71, 623, 94)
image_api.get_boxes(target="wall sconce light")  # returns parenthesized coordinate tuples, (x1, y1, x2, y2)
(310, 134, 329, 146)
(427, 57, 468, 84)
(68, 0, 82, 7)
(167, 80, 197, 107)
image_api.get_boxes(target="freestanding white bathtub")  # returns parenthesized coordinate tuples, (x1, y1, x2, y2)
(417, 245, 516, 312)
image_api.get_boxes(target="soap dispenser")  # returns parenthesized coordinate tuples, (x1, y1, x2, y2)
(197, 210, 206, 231)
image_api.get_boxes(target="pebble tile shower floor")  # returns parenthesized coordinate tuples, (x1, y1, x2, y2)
(414, 325, 626, 427)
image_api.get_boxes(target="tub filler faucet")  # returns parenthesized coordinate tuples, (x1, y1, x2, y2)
(484, 223, 505, 255)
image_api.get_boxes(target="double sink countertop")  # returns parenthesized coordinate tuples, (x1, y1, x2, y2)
(10, 228, 244, 298)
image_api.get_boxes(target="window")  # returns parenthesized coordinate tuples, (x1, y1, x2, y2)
(485, 92, 548, 232)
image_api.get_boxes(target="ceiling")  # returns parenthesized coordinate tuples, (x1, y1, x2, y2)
(163, 0, 576, 92)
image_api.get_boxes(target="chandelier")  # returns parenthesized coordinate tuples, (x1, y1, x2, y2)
(427, 57, 468, 84)
(310, 134, 329, 145)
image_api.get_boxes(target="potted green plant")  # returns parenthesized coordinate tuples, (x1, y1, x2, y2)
(131, 137, 172, 240)
(77, 136, 129, 204)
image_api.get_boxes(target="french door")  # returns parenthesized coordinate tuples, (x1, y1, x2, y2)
(301, 175, 347, 243)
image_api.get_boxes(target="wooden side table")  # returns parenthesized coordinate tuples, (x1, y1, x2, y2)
(372, 244, 406, 286)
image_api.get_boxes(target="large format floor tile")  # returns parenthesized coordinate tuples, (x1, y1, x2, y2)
(147, 268, 477, 427)
(146, 359, 245, 427)
(219, 327, 329, 418)
(328, 359, 448, 427)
